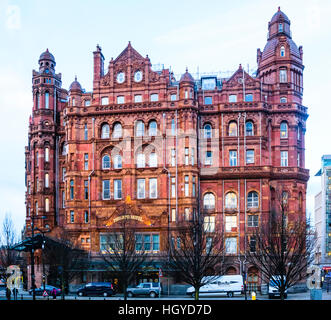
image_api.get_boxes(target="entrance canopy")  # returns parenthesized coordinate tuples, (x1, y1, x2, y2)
(11, 234, 63, 252)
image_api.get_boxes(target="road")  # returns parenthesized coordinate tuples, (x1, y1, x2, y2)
(1, 287, 331, 300)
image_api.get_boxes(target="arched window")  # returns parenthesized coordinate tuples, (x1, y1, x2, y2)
(149, 120, 157, 136)
(113, 122, 122, 138)
(204, 124, 212, 139)
(102, 155, 110, 169)
(45, 91, 49, 109)
(228, 121, 238, 136)
(70, 180, 74, 200)
(245, 121, 254, 136)
(45, 198, 49, 212)
(203, 193, 215, 210)
(247, 191, 259, 208)
(36, 92, 40, 109)
(136, 121, 144, 137)
(280, 46, 285, 57)
(113, 154, 122, 169)
(225, 192, 237, 209)
(45, 173, 49, 188)
(101, 124, 110, 139)
(280, 121, 288, 138)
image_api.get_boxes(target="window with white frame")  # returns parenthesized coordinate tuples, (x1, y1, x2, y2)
(280, 121, 288, 138)
(225, 215, 237, 232)
(102, 180, 110, 200)
(101, 124, 110, 139)
(204, 124, 212, 139)
(101, 97, 109, 105)
(184, 175, 189, 197)
(204, 216, 215, 232)
(136, 121, 144, 137)
(149, 152, 157, 167)
(137, 153, 145, 168)
(137, 179, 145, 199)
(203, 193, 215, 210)
(114, 179, 122, 200)
(246, 149, 255, 164)
(102, 155, 110, 169)
(45, 147, 49, 162)
(281, 151, 288, 167)
(150, 93, 158, 102)
(225, 237, 237, 254)
(229, 150, 237, 166)
(171, 177, 176, 198)
(171, 148, 176, 166)
(205, 151, 212, 165)
(84, 123, 88, 140)
(149, 178, 157, 199)
(134, 94, 142, 103)
(117, 96, 124, 104)
(84, 153, 88, 170)
(280, 69, 287, 83)
(247, 191, 259, 208)
(149, 120, 157, 136)
(225, 192, 237, 209)
(185, 148, 189, 165)
(113, 123, 122, 138)
(113, 154, 122, 169)
(45, 173, 49, 188)
(247, 215, 259, 227)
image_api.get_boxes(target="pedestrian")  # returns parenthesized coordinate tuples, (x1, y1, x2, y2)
(6, 287, 11, 300)
(12, 288, 17, 300)
(51, 287, 57, 300)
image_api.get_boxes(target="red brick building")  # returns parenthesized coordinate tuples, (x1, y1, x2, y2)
(24, 7, 309, 291)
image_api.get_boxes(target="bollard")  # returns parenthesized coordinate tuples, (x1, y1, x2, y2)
(251, 291, 256, 300)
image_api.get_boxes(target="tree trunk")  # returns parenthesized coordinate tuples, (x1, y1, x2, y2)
(194, 287, 199, 300)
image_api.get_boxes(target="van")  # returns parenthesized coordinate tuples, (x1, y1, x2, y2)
(268, 276, 287, 299)
(186, 275, 244, 298)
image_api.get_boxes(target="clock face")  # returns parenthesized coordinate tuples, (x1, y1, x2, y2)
(116, 72, 125, 84)
(134, 70, 143, 82)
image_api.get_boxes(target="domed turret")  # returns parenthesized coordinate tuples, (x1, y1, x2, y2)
(38, 48, 56, 74)
(268, 6, 291, 40)
(180, 68, 195, 84)
(69, 76, 83, 92)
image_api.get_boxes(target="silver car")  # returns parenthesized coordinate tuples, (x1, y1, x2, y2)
(127, 282, 161, 298)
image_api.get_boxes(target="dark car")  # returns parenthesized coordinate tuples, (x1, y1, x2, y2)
(77, 282, 114, 297)
(29, 285, 61, 296)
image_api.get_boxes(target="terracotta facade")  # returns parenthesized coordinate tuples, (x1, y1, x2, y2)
(25, 8, 309, 288)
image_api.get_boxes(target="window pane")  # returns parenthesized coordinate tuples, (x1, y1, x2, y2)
(149, 178, 157, 198)
(229, 151, 237, 166)
(114, 180, 122, 199)
(134, 95, 142, 103)
(246, 150, 254, 164)
(204, 96, 212, 105)
(225, 192, 237, 209)
(137, 179, 145, 199)
(151, 94, 158, 102)
(229, 122, 237, 136)
(103, 180, 110, 199)
(247, 191, 259, 208)
(229, 95, 237, 103)
(102, 155, 110, 169)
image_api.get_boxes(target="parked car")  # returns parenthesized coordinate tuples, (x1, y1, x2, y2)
(127, 282, 161, 298)
(77, 282, 114, 297)
(186, 275, 244, 298)
(29, 285, 61, 296)
(268, 276, 287, 299)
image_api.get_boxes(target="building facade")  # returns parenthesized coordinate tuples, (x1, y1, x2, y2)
(24, 7, 309, 291)
(314, 155, 331, 273)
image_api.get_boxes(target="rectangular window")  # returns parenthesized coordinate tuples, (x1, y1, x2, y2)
(246, 149, 255, 164)
(135, 234, 160, 252)
(70, 211, 74, 223)
(229, 150, 237, 166)
(151, 93, 159, 102)
(192, 176, 196, 197)
(84, 211, 89, 223)
(114, 179, 122, 200)
(205, 151, 212, 165)
(149, 178, 157, 199)
(45, 198, 49, 212)
(137, 153, 145, 168)
(45, 173, 49, 188)
(171, 177, 176, 198)
(171, 148, 176, 166)
(102, 180, 110, 199)
(62, 167, 66, 182)
(134, 95, 142, 103)
(281, 151, 288, 167)
(245, 94, 253, 102)
(149, 152, 157, 167)
(62, 190, 65, 208)
(191, 148, 195, 166)
(250, 236, 256, 253)
(117, 96, 125, 104)
(84, 153, 88, 170)
(84, 180, 88, 200)
(297, 152, 300, 167)
(225, 237, 237, 254)
(171, 208, 176, 222)
(185, 148, 189, 165)
(101, 97, 109, 105)
(85, 100, 91, 106)
(184, 207, 190, 221)
(247, 215, 259, 227)
(45, 147, 49, 162)
(225, 216, 237, 232)
(84, 124, 88, 140)
(171, 119, 176, 135)
(170, 94, 177, 101)
(280, 69, 287, 83)
(204, 216, 215, 232)
(204, 96, 212, 105)
(137, 179, 145, 199)
(184, 175, 189, 197)
(229, 94, 237, 103)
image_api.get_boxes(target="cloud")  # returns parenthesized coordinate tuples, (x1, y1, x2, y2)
(5, 5, 21, 30)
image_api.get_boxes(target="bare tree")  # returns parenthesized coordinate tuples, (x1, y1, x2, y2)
(100, 201, 149, 300)
(0, 213, 21, 282)
(42, 229, 88, 299)
(166, 212, 228, 300)
(245, 189, 316, 300)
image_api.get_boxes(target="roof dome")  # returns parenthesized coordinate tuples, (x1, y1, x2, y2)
(261, 37, 300, 60)
(270, 7, 290, 24)
(180, 68, 195, 83)
(39, 48, 55, 63)
(69, 76, 83, 92)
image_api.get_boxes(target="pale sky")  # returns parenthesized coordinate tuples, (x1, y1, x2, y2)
(0, 0, 330, 234)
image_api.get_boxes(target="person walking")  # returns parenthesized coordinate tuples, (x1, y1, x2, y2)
(6, 287, 11, 300)
(51, 287, 57, 300)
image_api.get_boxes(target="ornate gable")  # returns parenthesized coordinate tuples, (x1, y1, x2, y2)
(224, 65, 257, 89)
(113, 41, 145, 65)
